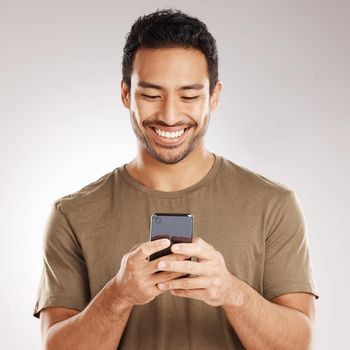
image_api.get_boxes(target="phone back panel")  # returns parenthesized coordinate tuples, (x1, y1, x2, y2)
(149, 213, 193, 261)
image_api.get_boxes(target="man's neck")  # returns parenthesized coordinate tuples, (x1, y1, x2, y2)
(125, 146, 215, 192)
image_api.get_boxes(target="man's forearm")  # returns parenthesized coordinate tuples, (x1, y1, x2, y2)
(223, 280, 313, 350)
(44, 278, 133, 350)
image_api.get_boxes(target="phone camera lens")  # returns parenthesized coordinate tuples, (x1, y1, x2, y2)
(155, 216, 161, 224)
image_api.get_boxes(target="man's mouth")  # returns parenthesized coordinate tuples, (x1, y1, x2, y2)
(148, 126, 191, 144)
(154, 127, 186, 139)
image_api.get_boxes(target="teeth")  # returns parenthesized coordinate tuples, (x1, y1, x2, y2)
(155, 128, 185, 139)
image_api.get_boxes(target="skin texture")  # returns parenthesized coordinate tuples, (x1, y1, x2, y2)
(122, 47, 222, 192)
(40, 47, 316, 350)
(125, 47, 215, 165)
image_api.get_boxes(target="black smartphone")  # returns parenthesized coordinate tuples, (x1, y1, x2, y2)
(149, 213, 193, 261)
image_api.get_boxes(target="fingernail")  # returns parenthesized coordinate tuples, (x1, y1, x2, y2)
(158, 283, 165, 290)
(172, 245, 179, 251)
(160, 239, 170, 246)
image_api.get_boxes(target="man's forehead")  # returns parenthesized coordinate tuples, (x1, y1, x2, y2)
(131, 47, 210, 90)
(133, 47, 207, 70)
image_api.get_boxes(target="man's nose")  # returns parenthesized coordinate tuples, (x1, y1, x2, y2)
(157, 96, 181, 126)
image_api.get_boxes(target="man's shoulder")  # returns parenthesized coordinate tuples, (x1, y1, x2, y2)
(219, 156, 293, 199)
(53, 167, 121, 214)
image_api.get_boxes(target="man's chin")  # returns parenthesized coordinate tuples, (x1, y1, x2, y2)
(146, 144, 193, 165)
(148, 151, 190, 165)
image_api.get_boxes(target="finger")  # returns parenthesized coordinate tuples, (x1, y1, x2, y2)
(151, 270, 189, 285)
(153, 253, 191, 263)
(171, 238, 216, 260)
(157, 259, 209, 275)
(148, 254, 191, 283)
(158, 276, 210, 291)
(132, 239, 171, 261)
(170, 288, 207, 301)
(147, 253, 191, 273)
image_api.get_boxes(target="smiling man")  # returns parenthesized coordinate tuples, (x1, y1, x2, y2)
(34, 9, 318, 350)
(124, 46, 217, 191)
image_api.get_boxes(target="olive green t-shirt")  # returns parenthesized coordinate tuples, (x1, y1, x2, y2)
(34, 154, 318, 349)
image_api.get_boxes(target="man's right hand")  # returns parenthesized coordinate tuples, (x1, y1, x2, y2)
(40, 239, 189, 350)
(112, 238, 188, 307)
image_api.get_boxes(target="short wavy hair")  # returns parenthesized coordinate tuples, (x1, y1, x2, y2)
(122, 9, 219, 95)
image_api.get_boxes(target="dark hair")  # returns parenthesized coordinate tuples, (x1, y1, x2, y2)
(122, 9, 219, 95)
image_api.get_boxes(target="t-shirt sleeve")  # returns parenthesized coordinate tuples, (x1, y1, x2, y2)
(263, 190, 319, 300)
(33, 201, 90, 318)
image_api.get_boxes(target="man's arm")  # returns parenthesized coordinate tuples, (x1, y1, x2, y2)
(41, 278, 132, 350)
(222, 281, 315, 350)
(40, 238, 188, 350)
(157, 238, 316, 350)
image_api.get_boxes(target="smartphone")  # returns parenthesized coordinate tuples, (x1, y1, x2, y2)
(149, 213, 193, 261)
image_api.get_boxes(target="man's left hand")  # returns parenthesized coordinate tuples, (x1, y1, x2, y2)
(156, 237, 241, 307)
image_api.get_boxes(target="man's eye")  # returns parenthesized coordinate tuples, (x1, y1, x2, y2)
(141, 94, 160, 99)
(182, 96, 199, 100)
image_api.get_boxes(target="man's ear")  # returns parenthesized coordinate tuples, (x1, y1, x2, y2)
(121, 80, 130, 108)
(209, 80, 223, 112)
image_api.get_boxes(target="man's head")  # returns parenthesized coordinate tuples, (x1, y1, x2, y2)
(121, 9, 222, 164)
(122, 9, 219, 96)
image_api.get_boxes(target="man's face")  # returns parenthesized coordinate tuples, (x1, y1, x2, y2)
(121, 47, 221, 164)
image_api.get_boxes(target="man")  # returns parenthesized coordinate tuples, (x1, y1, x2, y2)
(34, 9, 318, 349)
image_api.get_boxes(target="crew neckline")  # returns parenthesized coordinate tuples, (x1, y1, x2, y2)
(117, 153, 222, 198)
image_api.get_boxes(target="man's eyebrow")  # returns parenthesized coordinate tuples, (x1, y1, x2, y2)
(138, 81, 163, 90)
(179, 84, 204, 91)
(137, 81, 204, 91)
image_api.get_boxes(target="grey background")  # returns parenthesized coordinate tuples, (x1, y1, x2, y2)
(1, 0, 349, 348)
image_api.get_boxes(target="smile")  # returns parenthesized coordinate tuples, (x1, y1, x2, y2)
(154, 128, 185, 139)
(148, 126, 191, 146)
